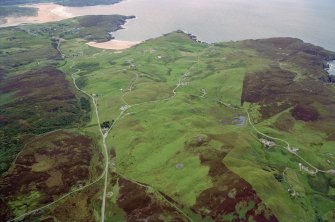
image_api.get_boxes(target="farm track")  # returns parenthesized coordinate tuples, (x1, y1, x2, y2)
(72, 59, 194, 222)
(219, 101, 334, 175)
(9, 41, 333, 222)
(7, 47, 195, 222)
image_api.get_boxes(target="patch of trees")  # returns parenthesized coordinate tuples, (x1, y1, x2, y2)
(273, 173, 283, 182)
(0, 69, 5, 81)
(0, 128, 23, 174)
(79, 97, 91, 123)
(75, 76, 87, 89)
(109, 60, 116, 65)
(0, 69, 84, 174)
(307, 173, 331, 194)
(51, 38, 59, 50)
(80, 97, 91, 113)
(0, 106, 82, 174)
(100, 120, 114, 129)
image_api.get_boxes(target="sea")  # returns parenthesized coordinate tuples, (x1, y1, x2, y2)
(2, 0, 335, 51)
(64, 0, 335, 51)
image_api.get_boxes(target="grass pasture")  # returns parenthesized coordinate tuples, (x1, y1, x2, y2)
(1, 15, 335, 221)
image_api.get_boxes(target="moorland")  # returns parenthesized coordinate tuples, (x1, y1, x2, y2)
(0, 12, 335, 222)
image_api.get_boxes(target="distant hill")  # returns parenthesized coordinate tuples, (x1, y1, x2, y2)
(0, 0, 121, 7)
(1, 9, 335, 222)
(0, 5, 37, 18)
(0, 0, 121, 20)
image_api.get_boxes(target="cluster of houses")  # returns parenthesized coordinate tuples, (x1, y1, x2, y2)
(288, 188, 299, 198)
(259, 138, 276, 148)
(288, 146, 299, 154)
(120, 105, 129, 111)
(259, 139, 301, 155)
(298, 163, 317, 175)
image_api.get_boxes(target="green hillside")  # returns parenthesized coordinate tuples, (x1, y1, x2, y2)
(0, 15, 335, 222)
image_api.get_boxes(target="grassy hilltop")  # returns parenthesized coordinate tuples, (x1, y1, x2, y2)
(0, 15, 335, 222)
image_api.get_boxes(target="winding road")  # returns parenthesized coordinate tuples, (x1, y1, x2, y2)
(219, 101, 334, 175)
(6, 43, 278, 222)
(9, 40, 334, 222)
(70, 65, 125, 222)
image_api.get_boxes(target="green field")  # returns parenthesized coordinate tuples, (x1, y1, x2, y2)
(0, 15, 335, 222)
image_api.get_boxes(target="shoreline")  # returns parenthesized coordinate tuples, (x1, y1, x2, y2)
(0, 3, 74, 28)
(87, 39, 141, 51)
(328, 61, 335, 75)
(87, 15, 139, 50)
(0, 2, 140, 51)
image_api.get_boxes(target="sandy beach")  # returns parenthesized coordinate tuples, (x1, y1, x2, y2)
(1, 3, 140, 50)
(0, 3, 74, 27)
(87, 40, 141, 50)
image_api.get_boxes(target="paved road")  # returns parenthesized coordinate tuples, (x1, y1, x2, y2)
(70, 65, 116, 222)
